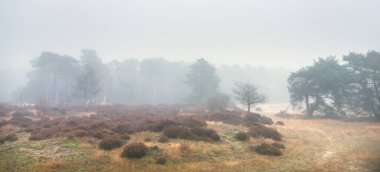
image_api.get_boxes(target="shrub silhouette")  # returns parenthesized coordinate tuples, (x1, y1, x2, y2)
(271, 142, 285, 149)
(155, 155, 167, 164)
(253, 143, 282, 156)
(275, 121, 284, 126)
(4, 133, 18, 142)
(235, 132, 249, 141)
(158, 135, 169, 143)
(99, 137, 124, 150)
(121, 142, 148, 158)
(0, 137, 4, 144)
(248, 124, 282, 141)
(163, 126, 195, 140)
(190, 127, 220, 141)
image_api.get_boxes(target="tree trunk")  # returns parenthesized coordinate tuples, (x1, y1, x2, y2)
(305, 95, 311, 117)
(247, 103, 251, 112)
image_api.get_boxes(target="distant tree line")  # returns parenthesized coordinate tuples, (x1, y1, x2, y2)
(288, 51, 380, 119)
(17, 50, 273, 111)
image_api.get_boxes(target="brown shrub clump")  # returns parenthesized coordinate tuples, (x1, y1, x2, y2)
(179, 142, 192, 155)
(253, 143, 282, 156)
(155, 155, 167, 164)
(99, 137, 124, 150)
(271, 142, 285, 149)
(158, 135, 169, 143)
(248, 124, 282, 141)
(235, 132, 249, 141)
(4, 133, 18, 142)
(163, 126, 195, 140)
(121, 142, 149, 158)
(208, 111, 242, 125)
(244, 113, 273, 125)
(190, 127, 220, 142)
(275, 121, 285, 126)
(0, 137, 5, 144)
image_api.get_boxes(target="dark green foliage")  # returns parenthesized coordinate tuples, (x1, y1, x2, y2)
(121, 142, 149, 159)
(253, 143, 283, 156)
(186, 58, 220, 103)
(0, 137, 4, 144)
(99, 137, 124, 150)
(235, 132, 249, 141)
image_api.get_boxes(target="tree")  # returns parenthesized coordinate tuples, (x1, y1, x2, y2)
(233, 82, 265, 112)
(343, 51, 380, 118)
(207, 92, 231, 112)
(288, 57, 351, 118)
(186, 58, 220, 103)
(75, 65, 100, 104)
(25, 52, 79, 105)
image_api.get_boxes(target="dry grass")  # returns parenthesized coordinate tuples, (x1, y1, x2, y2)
(1, 105, 380, 172)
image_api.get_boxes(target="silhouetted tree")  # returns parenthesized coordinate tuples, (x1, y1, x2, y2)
(233, 82, 265, 112)
(186, 58, 220, 103)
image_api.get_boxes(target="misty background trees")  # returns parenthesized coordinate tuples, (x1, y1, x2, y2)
(14, 50, 281, 107)
(288, 51, 380, 119)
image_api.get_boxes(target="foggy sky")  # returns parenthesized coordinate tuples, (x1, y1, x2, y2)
(1, 0, 380, 100)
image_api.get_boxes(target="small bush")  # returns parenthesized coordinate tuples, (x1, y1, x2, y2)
(99, 137, 124, 150)
(121, 142, 148, 158)
(179, 117, 207, 128)
(158, 135, 169, 143)
(4, 133, 18, 142)
(29, 130, 53, 141)
(144, 137, 152, 142)
(275, 121, 284, 126)
(248, 124, 282, 141)
(235, 132, 249, 141)
(209, 112, 242, 125)
(271, 142, 285, 149)
(0, 137, 4, 144)
(253, 143, 282, 156)
(244, 113, 273, 125)
(190, 127, 220, 142)
(275, 110, 291, 118)
(153, 120, 178, 132)
(163, 126, 195, 140)
(179, 142, 192, 155)
(155, 155, 167, 164)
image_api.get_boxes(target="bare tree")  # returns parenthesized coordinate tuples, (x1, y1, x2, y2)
(233, 82, 265, 112)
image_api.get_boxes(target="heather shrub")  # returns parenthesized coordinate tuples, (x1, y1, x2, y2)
(248, 124, 282, 141)
(244, 113, 273, 125)
(179, 142, 192, 155)
(271, 142, 285, 149)
(121, 142, 149, 158)
(0, 137, 4, 144)
(179, 117, 207, 128)
(155, 155, 167, 164)
(99, 137, 124, 150)
(158, 135, 169, 143)
(275, 121, 285, 126)
(253, 143, 282, 156)
(190, 127, 220, 142)
(163, 126, 195, 140)
(29, 129, 53, 141)
(4, 133, 18, 142)
(9, 116, 33, 128)
(152, 119, 179, 132)
(209, 111, 242, 125)
(144, 137, 152, 142)
(235, 131, 249, 141)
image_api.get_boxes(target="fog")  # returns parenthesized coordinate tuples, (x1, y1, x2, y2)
(1, 0, 380, 103)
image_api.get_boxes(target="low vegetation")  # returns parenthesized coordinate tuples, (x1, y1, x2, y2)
(121, 142, 149, 159)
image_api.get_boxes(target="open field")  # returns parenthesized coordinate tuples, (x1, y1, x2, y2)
(0, 105, 380, 172)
